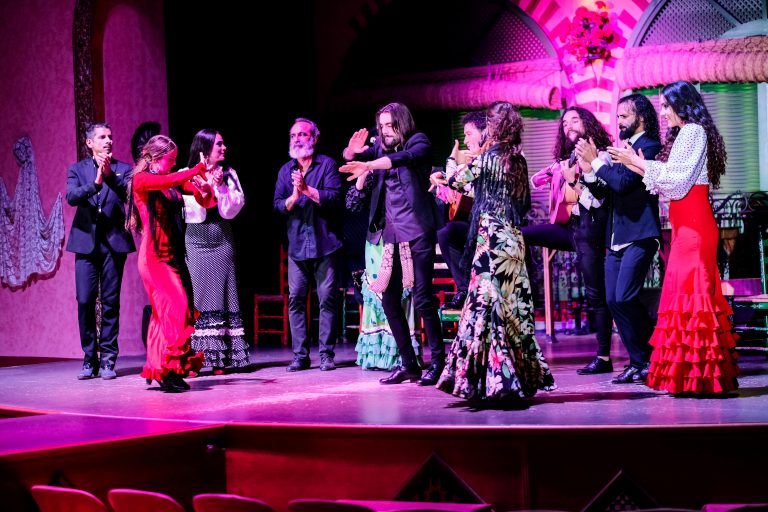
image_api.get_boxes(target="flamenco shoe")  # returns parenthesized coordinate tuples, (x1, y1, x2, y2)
(212, 367, 226, 376)
(158, 373, 188, 393)
(170, 372, 191, 390)
(187, 371, 199, 378)
(380, 365, 421, 385)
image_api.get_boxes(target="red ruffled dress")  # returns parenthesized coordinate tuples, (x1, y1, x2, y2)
(642, 123, 739, 394)
(133, 166, 206, 381)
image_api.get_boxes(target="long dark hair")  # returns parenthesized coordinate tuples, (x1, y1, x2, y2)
(553, 106, 612, 161)
(131, 121, 161, 163)
(460, 102, 530, 272)
(484, 101, 526, 200)
(187, 128, 219, 167)
(656, 80, 727, 188)
(618, 94, 660, 142)
(376, 102, 416, 150)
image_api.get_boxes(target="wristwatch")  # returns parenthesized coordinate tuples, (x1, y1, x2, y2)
(568, 179, 578, 188)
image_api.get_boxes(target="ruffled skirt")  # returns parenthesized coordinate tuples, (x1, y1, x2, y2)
(646, 185, 739, 394)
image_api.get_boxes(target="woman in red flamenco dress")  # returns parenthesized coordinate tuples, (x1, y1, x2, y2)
(126, 135, 209, 392)
(609, 80, 739, 395)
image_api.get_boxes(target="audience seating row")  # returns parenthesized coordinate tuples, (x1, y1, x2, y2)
(29, 485, 768, 512)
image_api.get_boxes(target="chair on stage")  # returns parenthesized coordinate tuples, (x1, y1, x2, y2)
(254, 245, 290, 346)
(728, 224, 768, 353)
(31, 485, 107, 512)
(288, 499, 377, 512)
(108, 488, 185, 512)
(193, 493, 275, 512)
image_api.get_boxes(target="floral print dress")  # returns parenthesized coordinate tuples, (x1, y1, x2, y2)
(436, 149, 556, 400)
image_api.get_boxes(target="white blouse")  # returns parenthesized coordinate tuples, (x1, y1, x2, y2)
(643, 123, 709, 200)
(215, 168, 245, 219)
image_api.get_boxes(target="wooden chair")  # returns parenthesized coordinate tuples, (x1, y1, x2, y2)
(108, 488, 185, 512)
(730, 225, 768, 352)
(30, 485, 107, 512)
(254, 245, 290, 346)
(193, 493, 275, 512)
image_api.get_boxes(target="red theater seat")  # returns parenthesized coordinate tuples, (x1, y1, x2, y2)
(108, 488, 185, 512)
(288, 499, 377, 512)
(193, 493, 275, 512)
(30, 485, 107, 512)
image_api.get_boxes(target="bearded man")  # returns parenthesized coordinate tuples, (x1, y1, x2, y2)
(274, 117, 342, 372)
(340, 102, 444, 386)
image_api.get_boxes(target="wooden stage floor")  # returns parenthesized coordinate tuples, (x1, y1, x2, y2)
(0, 334, 767, 435)
(2, 334, 767, 511)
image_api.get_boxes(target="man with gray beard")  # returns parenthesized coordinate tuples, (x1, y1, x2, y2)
(274, 118, 342, 372)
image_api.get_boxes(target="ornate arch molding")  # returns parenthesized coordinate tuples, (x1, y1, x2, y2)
(618, 0, 768, 90)
(73, 0, 110, 161)
(332, 1, 561, 111)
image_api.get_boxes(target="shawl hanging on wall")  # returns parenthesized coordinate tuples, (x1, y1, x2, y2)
(0, 136, 65, 289)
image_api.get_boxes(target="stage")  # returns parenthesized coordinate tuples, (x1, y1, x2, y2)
(1, 335, 767, 511)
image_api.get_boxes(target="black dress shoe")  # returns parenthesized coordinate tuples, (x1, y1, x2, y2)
(637, 362, 650, 383)
(380, 365, 422, 385)
(443, 291, 467, 310)
(612, 365, 642, 384)
(576, 357, 613, 375)
(418, 362, 445, 386)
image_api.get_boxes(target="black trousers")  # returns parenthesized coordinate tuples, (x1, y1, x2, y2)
(74, 240, 127, 367)
(522, 213, 613, 357)
(436, 220, 470, 293)
(381, 232, 444, 367)
(605, 238, 658, 367)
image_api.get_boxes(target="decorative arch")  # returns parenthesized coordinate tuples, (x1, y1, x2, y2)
(332, 0, 563, 111)
(73, 0, 111, 161)
(618, 0, 768, 90)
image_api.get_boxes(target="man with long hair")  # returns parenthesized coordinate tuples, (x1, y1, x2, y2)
(577, 94, 663, 383)
(524, 106, 613, 376)
(340, 103, 444, 386)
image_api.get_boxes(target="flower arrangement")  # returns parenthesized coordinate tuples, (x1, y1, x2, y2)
(563, 1, 618, 68)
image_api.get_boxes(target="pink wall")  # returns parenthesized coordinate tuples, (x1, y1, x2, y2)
(0, 0, 168, 358)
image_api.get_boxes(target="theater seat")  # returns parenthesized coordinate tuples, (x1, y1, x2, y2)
(30, 485, 107, 512)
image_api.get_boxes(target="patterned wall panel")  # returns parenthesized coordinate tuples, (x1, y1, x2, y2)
(472, 9, 552, 64)
(641, 0, 738, 46)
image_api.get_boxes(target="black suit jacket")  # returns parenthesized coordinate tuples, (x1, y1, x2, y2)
(65, 157, 136, 254)
(357, 132, 440, 244)
(585, 133, 663, 246)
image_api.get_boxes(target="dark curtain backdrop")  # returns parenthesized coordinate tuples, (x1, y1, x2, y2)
(164, 0, 318, 344)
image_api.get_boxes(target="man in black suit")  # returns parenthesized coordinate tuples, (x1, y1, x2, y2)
(576, 94, 663, 383)
(340, 102, 444, 386)
(66, 123, 135, 380)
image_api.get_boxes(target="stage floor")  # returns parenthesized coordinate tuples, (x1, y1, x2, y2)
(1, 334, 766, 431)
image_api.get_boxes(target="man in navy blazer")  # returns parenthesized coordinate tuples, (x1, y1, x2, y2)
(341, 102, 444, 386)
(577, 94, 663, 384)
(66, 123, 135, 380)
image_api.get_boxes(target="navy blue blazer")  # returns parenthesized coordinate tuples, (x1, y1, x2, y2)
(586, 133, 663, 246)
(357, 132, 440, 244)
(65, 157, 136, 255)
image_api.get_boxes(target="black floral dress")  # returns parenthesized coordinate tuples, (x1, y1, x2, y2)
(436, 148, 556, 400)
